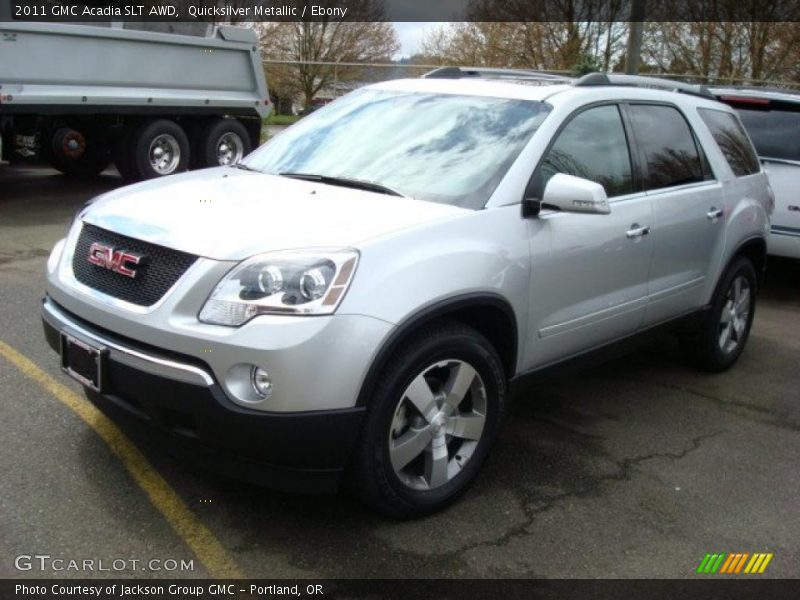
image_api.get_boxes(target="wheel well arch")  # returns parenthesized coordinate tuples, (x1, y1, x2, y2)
(355, 294, 518, 408)
(731, 236, 767, 290)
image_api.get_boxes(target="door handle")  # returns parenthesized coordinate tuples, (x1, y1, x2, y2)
(626, 224, 651, 239)
(707, 207, 724, 220)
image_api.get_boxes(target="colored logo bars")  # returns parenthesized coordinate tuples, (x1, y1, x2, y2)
(697, 552, 774, 574)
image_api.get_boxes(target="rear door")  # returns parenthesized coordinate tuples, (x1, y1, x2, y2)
(626, 103, 727, 325)
(524, 103, 653, 368)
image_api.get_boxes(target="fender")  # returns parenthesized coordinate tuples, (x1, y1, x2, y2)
(355, 292, 518, 408)
(708, 235, 767, 301)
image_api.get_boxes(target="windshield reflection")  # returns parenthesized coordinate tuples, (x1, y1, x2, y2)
(243, 89, 551, 208)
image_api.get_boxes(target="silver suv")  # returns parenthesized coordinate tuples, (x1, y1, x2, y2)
(42, 70, 773, 517)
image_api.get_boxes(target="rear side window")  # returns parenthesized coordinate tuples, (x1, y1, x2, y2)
(628, 105, 705, 191)
(538, 105, 633, 197)
(698, 108, 761, 176)
(734, 108, 800, 162)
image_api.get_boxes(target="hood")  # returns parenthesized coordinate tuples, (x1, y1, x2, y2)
(81, 168, 469, 261)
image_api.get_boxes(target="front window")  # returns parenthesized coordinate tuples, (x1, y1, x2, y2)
(242, 89, 551, 208)
(537, 104, 633, 198)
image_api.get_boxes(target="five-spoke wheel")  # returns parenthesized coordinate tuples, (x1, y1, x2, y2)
(718, 275, 751, 355)
(351, 322, 505, 518)
(389, 359, 487, 491)
(684, 256, 757, 372)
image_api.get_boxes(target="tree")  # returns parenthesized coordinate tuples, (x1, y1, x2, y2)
(257, 1, 398, 111)
(642, 20, 800, 84)
(420, 0, 800, 87)
(420, 0, 628, 73)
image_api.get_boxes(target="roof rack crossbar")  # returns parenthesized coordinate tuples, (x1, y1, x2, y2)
(574, 73, 713, 99)
(423, 66, 571, 83)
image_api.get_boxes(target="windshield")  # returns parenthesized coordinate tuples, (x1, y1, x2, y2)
(242, 89, 551, 208)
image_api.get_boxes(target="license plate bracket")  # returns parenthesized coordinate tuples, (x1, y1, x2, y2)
(60, 332, 105, 393)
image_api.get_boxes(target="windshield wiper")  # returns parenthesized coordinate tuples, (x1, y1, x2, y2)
(279, 172, 405, 197)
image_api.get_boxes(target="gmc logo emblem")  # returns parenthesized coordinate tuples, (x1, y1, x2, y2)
(87, 242, 143, 278)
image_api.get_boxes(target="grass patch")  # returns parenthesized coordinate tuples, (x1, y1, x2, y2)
(264, 114, 301, 126)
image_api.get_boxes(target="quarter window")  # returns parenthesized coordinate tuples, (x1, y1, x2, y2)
(538, 105, 633, 197)
(712, 106, 788, 167)
(629, 105, 705, 190)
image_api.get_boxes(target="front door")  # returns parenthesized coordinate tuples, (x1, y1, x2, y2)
(523, 104, 654, 370)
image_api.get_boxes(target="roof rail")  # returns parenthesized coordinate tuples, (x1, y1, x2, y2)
(423, 66, 571, 84)
(574, 73, 713, 99)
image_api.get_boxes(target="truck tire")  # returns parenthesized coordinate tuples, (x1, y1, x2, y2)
(349, 321, 506, 518)
(48, 128, 111, 178)
(131, 119, 190, 180)
(196, 118, 251, 168)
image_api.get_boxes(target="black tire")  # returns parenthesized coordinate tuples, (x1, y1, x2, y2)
(130, 119, 190, 180)
(47, 127, 111, 178)
(350, 321, 506, 518)
(685, 257, 758, 372)
(195, 118, 252, 169)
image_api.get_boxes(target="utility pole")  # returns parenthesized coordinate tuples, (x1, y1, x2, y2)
(626, 0, 646, 74)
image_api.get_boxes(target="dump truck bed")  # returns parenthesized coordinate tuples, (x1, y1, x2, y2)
(0, 22, 269, 117)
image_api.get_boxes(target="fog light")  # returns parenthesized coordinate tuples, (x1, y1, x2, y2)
(250, 366, 273, 399)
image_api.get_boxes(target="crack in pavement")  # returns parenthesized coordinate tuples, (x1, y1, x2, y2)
(433, 429, 726, 570)
(613, 376, 800, 433)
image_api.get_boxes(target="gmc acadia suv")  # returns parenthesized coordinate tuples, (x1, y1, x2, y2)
(42, 70, 773, 517)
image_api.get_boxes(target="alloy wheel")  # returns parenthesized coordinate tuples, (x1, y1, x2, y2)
(388, 359, 487, 491)
(718, 275, 751, 355)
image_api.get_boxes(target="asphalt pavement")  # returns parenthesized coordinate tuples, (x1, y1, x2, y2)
(1, 164, 798, 579)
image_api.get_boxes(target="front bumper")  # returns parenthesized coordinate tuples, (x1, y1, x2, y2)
(46, 225, 394, 413)
(42, 299, 365, 493)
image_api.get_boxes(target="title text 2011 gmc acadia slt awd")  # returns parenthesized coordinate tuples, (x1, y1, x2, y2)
(42, 70, 773, 517)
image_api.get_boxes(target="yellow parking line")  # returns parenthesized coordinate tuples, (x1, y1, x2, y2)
(0, 340, 244, 579)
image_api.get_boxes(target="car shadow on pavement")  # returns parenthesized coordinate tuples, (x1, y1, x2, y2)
(0, 165, 124, 207)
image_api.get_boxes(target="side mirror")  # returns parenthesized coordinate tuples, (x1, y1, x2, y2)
(523, 173, 611, 217)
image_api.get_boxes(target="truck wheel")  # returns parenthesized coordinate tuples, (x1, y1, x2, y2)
(684, 257, 757, 372)
(132, 119, 190, 180)
(197, 118, 251, 168)
(48, 128, 111, 178)
(350, 321, 506, 518)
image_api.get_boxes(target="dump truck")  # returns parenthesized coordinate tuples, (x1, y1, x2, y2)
(0, 13, 269, 181)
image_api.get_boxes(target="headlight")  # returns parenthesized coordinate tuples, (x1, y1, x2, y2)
(199, 249, 359, 326)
